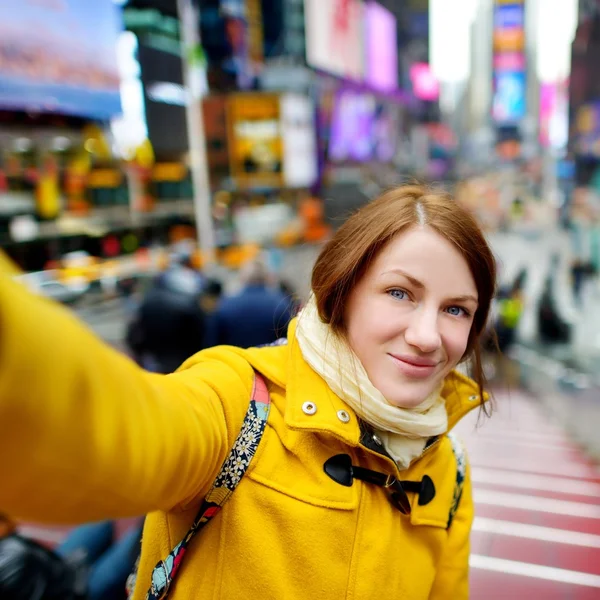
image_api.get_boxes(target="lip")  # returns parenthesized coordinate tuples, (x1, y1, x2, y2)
(388, 353, 439, 379)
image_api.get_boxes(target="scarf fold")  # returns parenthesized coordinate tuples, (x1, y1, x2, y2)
(295, 294, 448, 469)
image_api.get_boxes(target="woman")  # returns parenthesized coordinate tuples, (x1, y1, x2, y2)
(0, 185, 495, 599)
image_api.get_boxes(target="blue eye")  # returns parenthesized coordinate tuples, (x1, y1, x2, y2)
(447, 306, 468, 317)
(388, 289, 408, 301)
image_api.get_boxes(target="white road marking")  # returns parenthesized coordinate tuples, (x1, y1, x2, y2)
(473, 517, 600, 547)
(470, 554, 600, 588)
(474, 489, 600, 518)
(469, 457, 600, 480)
(471, 467, 600, 497)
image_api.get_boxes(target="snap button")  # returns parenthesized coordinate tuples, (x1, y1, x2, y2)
(337, 410, 351, 423)
(302, 401, 317, 415)
(372, 433, 383, 446)
(469, 395, 479, 402)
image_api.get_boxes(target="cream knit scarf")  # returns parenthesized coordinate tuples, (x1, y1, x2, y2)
(295, 294, 448, 469)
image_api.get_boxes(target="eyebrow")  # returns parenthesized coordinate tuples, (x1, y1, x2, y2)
(380, 269, 479, 305)
(382, 268, 424, 289)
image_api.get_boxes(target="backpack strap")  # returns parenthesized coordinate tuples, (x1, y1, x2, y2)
(446, 432, 467, 529)
(146, 371, 271, 600)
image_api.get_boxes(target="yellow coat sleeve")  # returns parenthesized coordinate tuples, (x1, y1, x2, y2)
(0, 275, 252, 524)
(429, 463, 474, 600)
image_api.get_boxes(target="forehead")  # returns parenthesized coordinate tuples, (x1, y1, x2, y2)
(367, 227, 478, 296)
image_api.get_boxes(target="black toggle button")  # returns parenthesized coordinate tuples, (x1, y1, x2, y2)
(399, 475, 436, 506)
(323, 454, 436, 514)
(323, 453, 354, 487)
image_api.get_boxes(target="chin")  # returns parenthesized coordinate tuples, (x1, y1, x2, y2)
(383, 380, 442, 409)
(386, 394, 431, 409)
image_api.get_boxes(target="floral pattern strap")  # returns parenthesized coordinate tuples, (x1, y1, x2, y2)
(145, 371, 271, 600)
(446, 432, 467, 529)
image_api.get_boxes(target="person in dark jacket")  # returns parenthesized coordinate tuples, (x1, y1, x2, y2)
(126, 274, 207, 374)
(208, 259, 294, 348)
(0, 515, 140, 600)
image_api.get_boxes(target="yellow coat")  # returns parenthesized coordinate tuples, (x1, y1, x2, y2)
(0, 275, 482, 599)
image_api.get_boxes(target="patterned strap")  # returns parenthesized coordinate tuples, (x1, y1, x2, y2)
(146, 372, 271, 600)
(446, 432, 467, 529)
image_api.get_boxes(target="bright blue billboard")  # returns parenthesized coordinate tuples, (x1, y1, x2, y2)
(0, 0, 122, 120)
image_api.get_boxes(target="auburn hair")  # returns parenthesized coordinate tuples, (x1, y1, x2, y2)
(311, 184, 497, 412)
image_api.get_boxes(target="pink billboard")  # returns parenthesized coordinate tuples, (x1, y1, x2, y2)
(365, 1, 398, 91)
(410, 63, 439, 101)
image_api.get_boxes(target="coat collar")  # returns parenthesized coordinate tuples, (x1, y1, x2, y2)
(242, 319, 488, 448)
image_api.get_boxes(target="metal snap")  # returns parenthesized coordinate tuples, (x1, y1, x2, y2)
(337, 410, 351, 423)
(372, 433, 383, 446)
(302, 401, 317, 415)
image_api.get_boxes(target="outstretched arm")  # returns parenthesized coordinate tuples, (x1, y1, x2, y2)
(0, 275, 252, 524)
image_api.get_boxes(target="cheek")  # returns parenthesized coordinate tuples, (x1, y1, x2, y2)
(347, 299, 398, 351)
(441, 321, 472, 364)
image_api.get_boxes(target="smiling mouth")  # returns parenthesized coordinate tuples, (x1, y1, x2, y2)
(387, 354, 439, 379)
(389, 353, 438, 367)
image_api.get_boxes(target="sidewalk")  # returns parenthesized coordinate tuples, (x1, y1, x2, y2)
(456, 390, 600, 599)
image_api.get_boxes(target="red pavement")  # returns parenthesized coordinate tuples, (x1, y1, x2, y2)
(456, 390, 600, 599)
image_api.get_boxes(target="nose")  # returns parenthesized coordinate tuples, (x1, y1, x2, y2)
(404, 307, 442, 353)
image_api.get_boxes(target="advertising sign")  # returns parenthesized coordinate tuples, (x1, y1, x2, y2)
(0, 0, 122, 119)
(328, 90, 376, 162)
(227, 93, 283, 188)
(365, 2, 398, 92)
(280, 94, 318, 188)
(227, 93, 318, 189)
(327, 89, 400, 163)
(493, 71, 526, 123)
(410, 63, 439, 101)
(138, 44, 187, 159)
(492, 0, 526, 125)
(304, 0, 365, 81)
(575, 102, 600, 158)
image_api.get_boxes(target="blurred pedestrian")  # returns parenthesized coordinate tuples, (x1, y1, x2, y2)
(199, 277, 223, 314)
(126, 271, 207, 374)
(483, 271, 526, 386)
(538, 274, 571, 344)
(155, 244, 204, 298)
(0, 515, 140, 600)
(207, 259, 294, 348)
(0, 184, 497, 600)
(493, 269, 526, 354)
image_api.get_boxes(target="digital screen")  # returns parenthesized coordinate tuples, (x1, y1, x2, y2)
(138, 44, 188, 159)
(493, 71, 526, 123)
(365, 2, 398, 92)
(0, 0, 122, 119)
(410, 63, 439, 101)
(492, 0, 525, 125)
(328, 90, 375, 162)
(328, 89, 399, 163)
(494, 3, 525, 29)
(304, 0, 364, 81)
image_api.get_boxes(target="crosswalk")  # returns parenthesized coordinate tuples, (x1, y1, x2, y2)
(456, 390, 600, 599)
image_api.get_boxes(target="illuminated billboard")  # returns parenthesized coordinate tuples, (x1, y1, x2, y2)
(304, 0, 364, 81)
(492, 1, 526, 124)
(0, 0, 122, 119)
(365, 2, 398, 92)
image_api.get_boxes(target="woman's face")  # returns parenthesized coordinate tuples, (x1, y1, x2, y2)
(345, 226, 478, 408)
